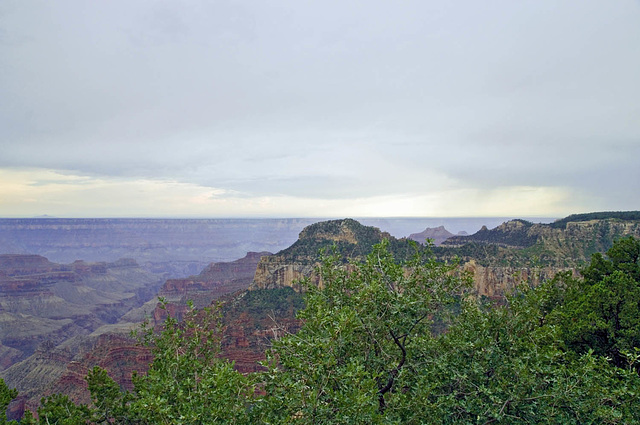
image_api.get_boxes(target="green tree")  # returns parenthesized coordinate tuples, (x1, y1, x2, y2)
(255, 238, 640, 424)
(551, 236, 640, 369)
(123, 301, 254, 424)
(22, 301, 254, 424)
(85, 366, 131, 424)
(0, 379, 18, 425)
(406, 285, 640, 424)
(21, 394, 92, 425)
(255, 240, 470, 423)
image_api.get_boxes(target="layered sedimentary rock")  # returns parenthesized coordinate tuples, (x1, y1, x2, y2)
(251, 213, 640, 298)
(0, 255, 163, 371)
(462, 261, 575, 298)
(221, 288, 304, 374)
(0, 252, 270, 417)
(46, 332, 151, 406)
(442, 215, 640, 266)
(151, 251, 271, 321)
(3, 329, 151, 420)
(251, 257, 316, 291)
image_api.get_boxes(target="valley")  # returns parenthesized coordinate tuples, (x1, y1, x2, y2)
(2, 212, 640, 420)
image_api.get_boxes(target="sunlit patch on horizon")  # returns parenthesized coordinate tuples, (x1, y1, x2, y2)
(0, 168, 590, 218)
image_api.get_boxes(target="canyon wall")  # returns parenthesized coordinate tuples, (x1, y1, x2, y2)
(250, 217, 640, 297)
(0, 255, 164, 371)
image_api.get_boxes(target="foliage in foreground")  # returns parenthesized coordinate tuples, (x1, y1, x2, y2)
(3, 237, 640, 424)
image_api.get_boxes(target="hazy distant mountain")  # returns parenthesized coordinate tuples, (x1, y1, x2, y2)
(408, 225, 455, 246)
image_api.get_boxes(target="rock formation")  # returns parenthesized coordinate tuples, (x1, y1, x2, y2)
(2, 251, 273, 418)
(440, 215, 640, 267)
(0, 255, 164, 371)
(251, 213, 640, 298)
(221, 288, 303, 373)
(150, 251, 271, 321)
(408, 226, 455, 246)
(250, 218, 416, 291)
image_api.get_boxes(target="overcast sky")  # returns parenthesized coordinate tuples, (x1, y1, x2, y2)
(1, 1, 639, 218)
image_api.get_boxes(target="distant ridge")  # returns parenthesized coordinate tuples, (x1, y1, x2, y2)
(439, 211, 640, 267)
(549, 211, 640, 228)
(408, 226, 454, 246)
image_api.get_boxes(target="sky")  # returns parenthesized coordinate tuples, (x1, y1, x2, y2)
(1, 1, 639, 218)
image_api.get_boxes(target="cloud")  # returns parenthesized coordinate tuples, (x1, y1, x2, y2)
(0, 1, 639, 217)
(0, 168, 584, 218)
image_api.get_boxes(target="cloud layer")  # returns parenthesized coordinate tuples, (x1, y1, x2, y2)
(1, 1, 639, 217)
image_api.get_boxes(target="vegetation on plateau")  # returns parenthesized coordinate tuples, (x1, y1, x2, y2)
(549, 211, 640, 229)
(3, 237, 640, 424)
(437, 212, 640, 268)
(277, 218, 417, 263)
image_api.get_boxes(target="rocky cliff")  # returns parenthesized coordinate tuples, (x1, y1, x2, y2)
(2, 328, 151, 420)
(250, 219, 416, 290)
(3, 252, 270, 419)
(250, 213, 640, 298)
(462, 261, 576, 298)
(221, 288, 304, 373)
(148, 251, 271, 322)
(440, 214, 640, 268)
(438, 213, 640, 296)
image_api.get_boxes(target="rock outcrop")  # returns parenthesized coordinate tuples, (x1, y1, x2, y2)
(463, 261, 575, 298)
(221, 288, 304, 373)
(150, 251, 271, 321)
(436, 213, 640, 296)
(440, 215, 640, 268)
(408, 226, 455, 246)
(251, 257, 316, 291)
(250, 219, 416, 291)
(251, 213, 640, 298)
(3, 329, 151, 420)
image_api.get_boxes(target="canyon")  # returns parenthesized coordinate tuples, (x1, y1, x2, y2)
(3, 212, 640, 420)
(0, 251, 272, 418)
(0, 254, 164, 370)
(0, 217, 526, 277)
(0, 218, 318, 278)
